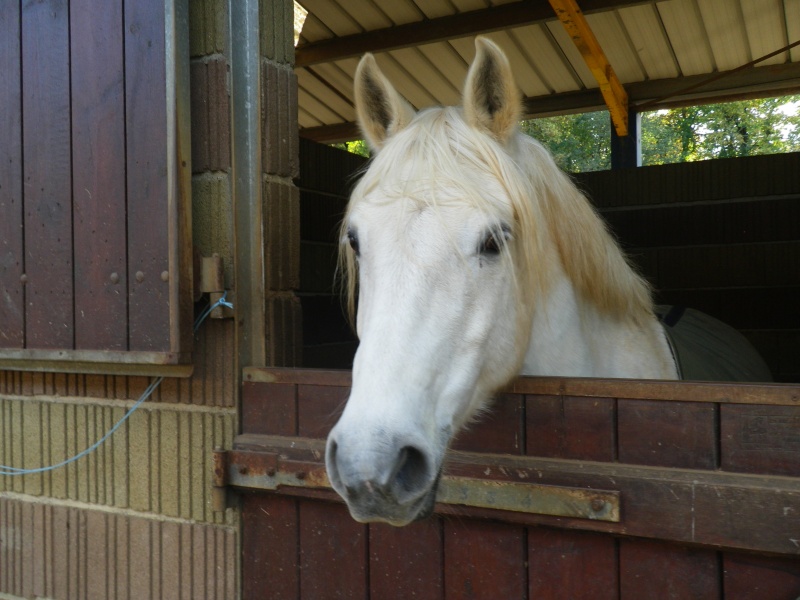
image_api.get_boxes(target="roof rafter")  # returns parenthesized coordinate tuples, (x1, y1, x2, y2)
(549, 0, 629, 136)
(299, 61, 800, 144)
(295, 0, 653, 68)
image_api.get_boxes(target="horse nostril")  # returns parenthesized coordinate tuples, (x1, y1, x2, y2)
(393, 445, 430, 496)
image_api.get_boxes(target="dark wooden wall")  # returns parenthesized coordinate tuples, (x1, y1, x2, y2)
(577, 152, 800, 382)
(297, 139, 365, 367)
(0, 0, 191, 369)
(298, 143, 799, 381)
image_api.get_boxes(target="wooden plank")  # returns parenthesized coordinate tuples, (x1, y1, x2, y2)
(242, 382, 297, 436)
(452, 393, 524, 454)
(0, 2, 23, 348)
(242, 494, 299, 600)
(443, 519, 526, 600)
(526, 395, 615, 461)
(125, 0, 170, 351)
(369, 520, 444, 600)
(230, 435, 800, 555)
(297, 384, 349, 439)
(722, 552, 800, 599)
(528, 528, 618, 600)
(70, 0, 128, 351)
(619, 539, 720, 599)
(22, 0, 73, 349)
(299, 500, 368, 599)
(618, 400, 717, 468)
(242, 368, 800, 406)
(720, 404, 800, 477)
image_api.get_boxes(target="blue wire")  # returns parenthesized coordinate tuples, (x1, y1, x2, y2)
(0, 292, 231, 477)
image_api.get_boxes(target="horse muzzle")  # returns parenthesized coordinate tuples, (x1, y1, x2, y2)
(325, 430, 442, 526)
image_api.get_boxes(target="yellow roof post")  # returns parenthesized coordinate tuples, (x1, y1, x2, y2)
(548, 0, 629, 136)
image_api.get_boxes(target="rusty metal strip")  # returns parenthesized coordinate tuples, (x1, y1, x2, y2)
(220, 448, 620, 522)
(437, 476, 619, 522)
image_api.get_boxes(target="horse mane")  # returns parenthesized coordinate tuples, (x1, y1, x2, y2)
(339, 107, 654, 328)
(517, 134, 654, 325)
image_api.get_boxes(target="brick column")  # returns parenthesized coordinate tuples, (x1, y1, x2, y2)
(260, 0, 301, 366)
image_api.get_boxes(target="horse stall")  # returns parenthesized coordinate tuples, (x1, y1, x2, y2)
(218, 141, 800, 599)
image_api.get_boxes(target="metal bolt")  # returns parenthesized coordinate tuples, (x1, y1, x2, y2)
(590, 498, 605, 512)
(266, 469, 276, 477)
(160, 270, 169, 282)
(238, 466, 248, 475)
(135, 271, 144, 282)
(110, 272, 120, 284)
(296, 471, 306, 480)
(19, 274, 28, 284)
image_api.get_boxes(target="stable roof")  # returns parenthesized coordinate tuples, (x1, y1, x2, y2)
(294, 0, 800, 143)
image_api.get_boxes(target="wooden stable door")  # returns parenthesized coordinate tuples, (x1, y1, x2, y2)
(224, 369, 800, 599)
(0, 0, 192, 375)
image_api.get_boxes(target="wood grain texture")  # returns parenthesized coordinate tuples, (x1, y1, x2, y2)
(125, 0, 171, 352)
(0, 1, 24, 348)
(22, 0, 73, 349)
(70, 0, 128, 351)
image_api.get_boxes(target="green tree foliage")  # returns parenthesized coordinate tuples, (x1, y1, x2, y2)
(519, 95, 800, 172)
(334, 95, 800, 173)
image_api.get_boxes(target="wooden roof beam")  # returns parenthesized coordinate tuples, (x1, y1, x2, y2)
(295, 0, 651, 68)
(548, 0, 629, 136)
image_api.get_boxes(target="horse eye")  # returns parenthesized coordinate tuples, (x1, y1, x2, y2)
(347, 230, 360, 256)
(480, 234, 501, 255)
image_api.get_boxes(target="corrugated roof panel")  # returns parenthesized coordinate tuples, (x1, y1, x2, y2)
(788, 0, 800, 62)
(586, 11, 646, 83)
(618, 3, 680, 80)
(303, 62, 357, 106)
(373, 0, 425, 25)
(416, 41, 470, 92)
(411, 0, 456, 20)
(296, 69, 353, 121)
(335, 0, 394, 31)
(390, 46, 462, 106)
(741, 0, 789, 66)
(299, 13, 335, 43)
(298, 86, 341, 127)
(546, 20, 597, 89)
(299, 0, 362, 37)
(657, 0, 715, 76)
(485, 30, 553, 98)
(374, 52, 440, 109)
(698, 0, 751, 70)
(509, 23, 583, 93)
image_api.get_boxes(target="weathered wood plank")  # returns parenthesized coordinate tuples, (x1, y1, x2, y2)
(71, 0, 128, 351)
(453, 393, 524, 454)
(369, 520, 444, 599)
(722, 552, 800, 599)
(0, 2, 24, 349)
(22, 0, 73, 349)
(526, 395, 615, 461)
(528, 529, 619, 600)
(619, 539, 720, 599)
(618, 400, 717, 468)
(242, 368, 800, 406)
(299, 500, 368, 599)
(242, 382, 297, 435)
(125, 0, 170, 351)
(297, 384, 348, 439)
(242, 494, 299, 600)
(720, 404, 800, 477)
(443, 519, 526, 600)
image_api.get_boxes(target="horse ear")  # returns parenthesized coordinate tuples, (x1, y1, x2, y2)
(354, 54, 416, 152)
(463, 37, 521, 144)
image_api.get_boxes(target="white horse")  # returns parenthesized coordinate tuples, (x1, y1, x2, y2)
(325, 37, 769, 526)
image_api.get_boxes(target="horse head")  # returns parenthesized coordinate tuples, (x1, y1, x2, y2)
(325, 37, 540, 525)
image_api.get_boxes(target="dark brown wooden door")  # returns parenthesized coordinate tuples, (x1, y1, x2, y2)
(0, 0, 192, 375)
(231, 369, 800, 600)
